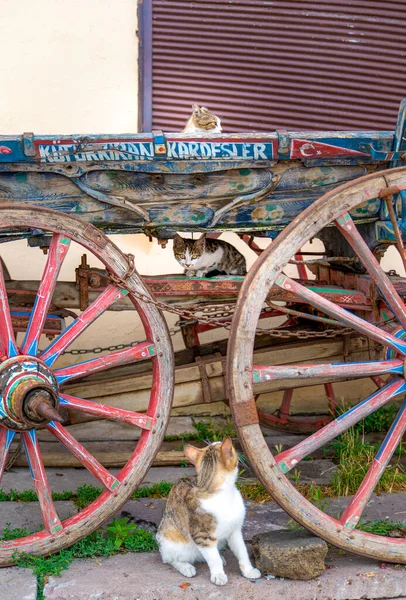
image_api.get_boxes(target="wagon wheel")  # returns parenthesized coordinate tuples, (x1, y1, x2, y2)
(0, 205, 174, 565)
(228, 165, 406, 562)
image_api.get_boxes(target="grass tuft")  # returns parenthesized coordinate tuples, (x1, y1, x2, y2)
(7, 521, 157, 600)
(330, 428, 406, 497)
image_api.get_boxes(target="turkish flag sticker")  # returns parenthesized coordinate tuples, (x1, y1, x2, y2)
(290, 139, 369, 159)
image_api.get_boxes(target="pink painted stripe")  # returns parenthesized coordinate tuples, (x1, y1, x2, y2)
(22, 430, 62, 534)
(22, 234, 70, 356)
(340, 401, 406, 530)
(47, 422, 120, 491)
(276, 274, 406, 355)
(0, 258, 18, 357)
(276, 379, 406, 473)
(54, 341, 155, 384)
(295, 250, 308, 280)
(252, 359, 403, 384)
(40, 285, 127, 366)
(59, 394, 155, 430)
(336, 213, 406, 331)
(325, 382, 338, 412)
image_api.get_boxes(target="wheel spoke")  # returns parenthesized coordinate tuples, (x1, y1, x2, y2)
(340, 401, 406, 530)
(0, 257, 18, 357)
(276, 274, 406, 355)
(40, 285, 128, 367)
(22, 430, 62, 534)
(275, 379, 406, 472)
(252, 359, 404, 384)
(22, 234, 70, 356)
(0, 428, 16, 484)
(325, 383, 338, 412)
(54, 342, 155, 384)
(59, 394, 156, 430)
(46, 421, 120, 491)
(336, 213, 406, 330)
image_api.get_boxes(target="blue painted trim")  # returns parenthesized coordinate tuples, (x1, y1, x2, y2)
(375, 401, 406, 461)
(337, 381, 406, 422)
(330, 361, 403, 375)
(5, 429, 16, 450)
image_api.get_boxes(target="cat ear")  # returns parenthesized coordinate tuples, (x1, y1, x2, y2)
(173, 233, 184, 250)
(184, 445, 203, 465)
(220, 437, 234, 461)
(192, 104, 202, 118)
(194, 234, 206, 251)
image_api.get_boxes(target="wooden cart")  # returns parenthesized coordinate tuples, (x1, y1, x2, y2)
(0, 101, 406, 564)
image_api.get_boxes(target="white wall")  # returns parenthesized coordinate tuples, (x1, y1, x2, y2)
(1, 0, 138, 134)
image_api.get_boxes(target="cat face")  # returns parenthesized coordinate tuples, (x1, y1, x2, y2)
(173, 234, 206, 269)
(182, 104, 222, 134)
(184, 438, 238, 488)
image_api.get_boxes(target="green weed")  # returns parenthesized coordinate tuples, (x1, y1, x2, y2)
(107, 517, 138, 549)
(191, 418, 237, 442)
(75, 484, 102, 508)
(11, 521, 157, 600)
(131, 481, 173, 499)
(357, 518, 405, 536)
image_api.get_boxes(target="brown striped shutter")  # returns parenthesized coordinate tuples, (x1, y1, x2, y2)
(139, 0, 406, 133)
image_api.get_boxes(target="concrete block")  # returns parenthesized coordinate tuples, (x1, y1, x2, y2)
(251, 530, 328, 580)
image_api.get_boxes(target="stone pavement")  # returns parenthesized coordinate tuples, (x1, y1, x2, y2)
(43, 551, 406, 600)
(1, 467, 406, 599)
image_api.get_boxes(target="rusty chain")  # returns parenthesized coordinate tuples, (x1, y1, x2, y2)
(107, 254, 354, 341)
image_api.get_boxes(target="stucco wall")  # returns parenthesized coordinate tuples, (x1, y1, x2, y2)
(1, 0, 139, 134)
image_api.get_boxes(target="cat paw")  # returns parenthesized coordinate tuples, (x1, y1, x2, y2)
(177, 563, 196, 577)
(221, 556, 227, 566)
(241, 566, 261, 580)
(211, 572, 228, 586)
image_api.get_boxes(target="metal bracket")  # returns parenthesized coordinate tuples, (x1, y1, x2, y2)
(233, 400, 259, 427)
(369, 146, 406, 161)
(72, 177, 150, 222)
(209, 173, 278, 227)
(22, 132, 36, 157)
(152, 130, 167, 158)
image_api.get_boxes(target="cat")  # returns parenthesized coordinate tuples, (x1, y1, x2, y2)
(156, 438, 261, 586)
(181, 103, 222, 134)
(173, 233, 246, 277)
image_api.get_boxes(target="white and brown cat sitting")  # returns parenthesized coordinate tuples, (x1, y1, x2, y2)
(173, 233, 246, 277)
(182, 104, 222, 134)
(157, 438, 261, 586)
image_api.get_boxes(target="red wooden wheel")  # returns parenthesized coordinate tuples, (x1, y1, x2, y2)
(228, 166, 406, 562)
(0, 206, 174, 565)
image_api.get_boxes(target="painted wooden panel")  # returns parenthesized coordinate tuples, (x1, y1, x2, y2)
(0, 110, 404, 242)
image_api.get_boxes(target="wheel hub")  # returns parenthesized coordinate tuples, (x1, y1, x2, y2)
(0, 356, 61, 430)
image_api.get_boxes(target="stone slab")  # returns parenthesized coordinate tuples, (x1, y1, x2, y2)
(43, 551, 406, 600)
(251, 530, 328, 579)
(0, 501, 77, 534)
(0, 566, 37, 600)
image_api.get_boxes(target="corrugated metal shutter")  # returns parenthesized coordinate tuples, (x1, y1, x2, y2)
(144, 0, 406, 133)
